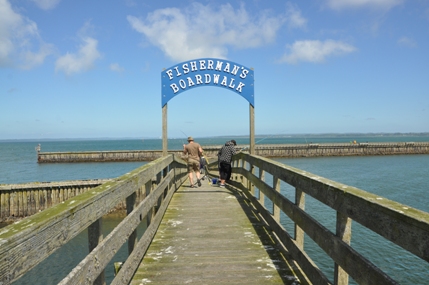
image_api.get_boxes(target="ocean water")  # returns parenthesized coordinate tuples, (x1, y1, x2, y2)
(274, 155, 429, 285)
(1, 135, 428, 284)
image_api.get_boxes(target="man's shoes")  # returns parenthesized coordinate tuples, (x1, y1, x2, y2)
(197, 179, 202, 187)
(190, 184, 196, 188)
(219, 184, 225, 188)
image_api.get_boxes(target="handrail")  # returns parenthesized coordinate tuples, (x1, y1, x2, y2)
(206, 152, 429, 285)
(3, 153, 428, 284)
(0, 154, 188, 285)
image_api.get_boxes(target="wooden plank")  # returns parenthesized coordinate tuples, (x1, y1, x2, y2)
(130, 183, 305, 285)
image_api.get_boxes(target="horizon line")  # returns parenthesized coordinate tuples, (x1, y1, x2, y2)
(1, 132, 429, 142)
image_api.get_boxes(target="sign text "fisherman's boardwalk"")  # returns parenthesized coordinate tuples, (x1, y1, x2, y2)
(161, 58, 254, 107)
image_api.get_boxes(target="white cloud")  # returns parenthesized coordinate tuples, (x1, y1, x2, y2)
(110, 63, 124, 72)
(20, 44, 55, 70)
(0, 0, 53, 68)
(55, 37, 101, 75)
(127, 2, 300, 62)
(397, 37, 417, 48)
(326, 0, 404, 11)
(280, 40, 357, 64)
(285, 2, 307, 29)
(30, 0, 61, 10)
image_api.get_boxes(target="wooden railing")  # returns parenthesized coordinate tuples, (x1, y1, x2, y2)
(0, 154, 188, 285)
(3, 152, 429, 285)
(206, 152, 429, 285)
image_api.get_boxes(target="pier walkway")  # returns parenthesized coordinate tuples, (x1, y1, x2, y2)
(131, 182, 303, 285)
(1, 152, 429, 285)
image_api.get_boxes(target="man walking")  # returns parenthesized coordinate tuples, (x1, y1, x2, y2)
(217, 139, 237, 187)
(183, 136, 203, 188)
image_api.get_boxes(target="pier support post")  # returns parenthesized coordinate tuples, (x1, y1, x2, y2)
(249, 104, 255, 155)
(162, 104, 168, 157)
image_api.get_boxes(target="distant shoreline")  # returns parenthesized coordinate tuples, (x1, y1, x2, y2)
(2, 132, 429, 142)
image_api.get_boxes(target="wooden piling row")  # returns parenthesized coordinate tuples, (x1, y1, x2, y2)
(0, 180, 110, 222)
(37, 142, 429, 163)
(0, 179, 154, 223)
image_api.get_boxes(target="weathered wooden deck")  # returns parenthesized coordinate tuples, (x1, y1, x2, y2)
(3, 153, 428, 284)
(131, 180, 307, 285)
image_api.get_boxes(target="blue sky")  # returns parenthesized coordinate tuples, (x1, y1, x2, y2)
(1, 0, 428, 140)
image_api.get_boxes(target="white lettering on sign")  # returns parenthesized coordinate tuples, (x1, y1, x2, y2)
(182, 63, 189, 74)
(165, 59, 250, 94)
(205, 74, 211, 83)
(170, 83, 179, 93)
(215, 61, 223, 71)
(199, 60, 206, 70)
(240, 68, 248, 79)
(166, 69, 174, 80)
(170, 74, 245, 94)
(213, 74, 220, 84)
(207, 60, 214, 70)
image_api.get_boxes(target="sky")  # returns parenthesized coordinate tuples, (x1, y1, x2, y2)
(1, 0, 428, 140)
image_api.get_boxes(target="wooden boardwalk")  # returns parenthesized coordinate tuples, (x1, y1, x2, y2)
(131, 180, 307, 285)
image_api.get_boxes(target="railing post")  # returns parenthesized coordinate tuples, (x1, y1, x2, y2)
(163, 166, 169, 198)
(88, 218, 105, 285)
(335, 212, 352, 285)
(155, 172, 162, 213)
(273, 175, 280, 221)
(249, 163, 255, 196)
(145, 180, 153, 225)
(295, 188, 305, 249)
(259, 168, 265, 206)
(126, 192, 137, 254)
(238, 158, 246, 187)
(231, 159, 237, 181)
(239, 159, 248, 190)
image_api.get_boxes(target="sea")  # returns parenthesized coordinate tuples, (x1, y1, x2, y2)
(1, 134, 428, 285)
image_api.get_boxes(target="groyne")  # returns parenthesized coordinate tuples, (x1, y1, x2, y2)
(0, 179, 117, 222)
(255, 141, 429, 158)
(37, 142, 429, 163)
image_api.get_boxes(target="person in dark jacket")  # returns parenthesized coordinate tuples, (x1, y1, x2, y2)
(217, 140, 237, 187)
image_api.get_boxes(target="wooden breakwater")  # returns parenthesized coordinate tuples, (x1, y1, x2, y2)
(0, 179, 123, 222)
(37, 142, 429, 163)
(256, 141, 429, 158)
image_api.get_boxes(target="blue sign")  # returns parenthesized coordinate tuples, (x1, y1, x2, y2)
(161, 58, 254, 107)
